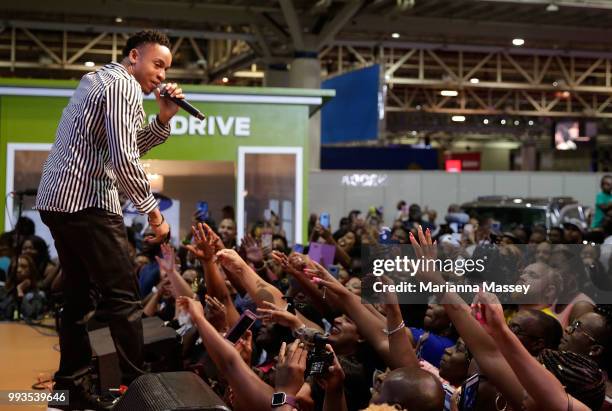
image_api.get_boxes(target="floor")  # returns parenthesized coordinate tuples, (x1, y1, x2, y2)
(0, 320, 59, 411)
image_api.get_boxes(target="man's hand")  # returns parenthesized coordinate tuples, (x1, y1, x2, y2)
(146, 209, 170, 244)
(154, 82, 184, 124)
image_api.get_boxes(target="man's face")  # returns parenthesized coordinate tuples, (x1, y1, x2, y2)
(218, 219, 236, 243)
(129, 43, 172, 94)
(516, 262, 551, 298)
(563, 226, 582, 244)
(328, 315, 360, 351)
(602, 177, 612, 194)
(559, 312, 605, 356)
(549, 229, 563, 244)
(535, 242, 552, 264)
(508, 311, 545, 355)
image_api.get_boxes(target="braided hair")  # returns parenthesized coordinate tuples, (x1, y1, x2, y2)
(594, 304, 612, 372)
(537, 349, 605, 410)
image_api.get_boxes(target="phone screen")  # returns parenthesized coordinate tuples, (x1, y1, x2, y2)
(225, 309, 257, 343)
(319, 213, 330, 229)
(262, 233, 273, 249)
(459, 373, 480, 411)
(196, 201, 209, 218)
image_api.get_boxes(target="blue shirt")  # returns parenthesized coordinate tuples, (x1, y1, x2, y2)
(410, 327, 457, 368)
(138, 262, 160, 297)
(592, 191, 612, 228)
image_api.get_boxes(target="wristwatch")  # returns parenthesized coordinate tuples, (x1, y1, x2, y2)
(271, 392, 298, 409)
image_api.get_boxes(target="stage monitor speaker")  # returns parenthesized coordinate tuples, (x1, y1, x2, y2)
(113, 372, 230, 411)
(89, 316, 182, 391)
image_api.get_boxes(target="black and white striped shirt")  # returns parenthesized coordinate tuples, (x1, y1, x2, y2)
(36, 62, 170, 215)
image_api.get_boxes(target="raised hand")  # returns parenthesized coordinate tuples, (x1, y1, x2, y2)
(177, 296, 205, 320)
(156, 243, 176, 275)
(316, 344, 345, 391)
(235, 329, 253, 364)
(241, 235, 264, 265)
(216, 248, 248, 276)
(256, 301, 302, 330)
(303, 260, 347, 295)
(204, 294, 227, 332)
(185, 223, 217, 262)
(471, 291, 507, 336)
(409, 225, 442, 284)
(275, 340, 309, 396)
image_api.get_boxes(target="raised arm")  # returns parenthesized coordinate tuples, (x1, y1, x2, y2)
(185, 223, 240, 326)
(157, 243, 194, 299)
(177, 296, 273, 411)
(216, 248, 285, 308)
(474, 292, 591, 411)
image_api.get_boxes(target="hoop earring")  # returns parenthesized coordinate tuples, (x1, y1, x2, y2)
(495, 393, 508, 411)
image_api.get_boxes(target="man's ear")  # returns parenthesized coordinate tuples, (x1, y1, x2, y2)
(129, 48, 140, 65)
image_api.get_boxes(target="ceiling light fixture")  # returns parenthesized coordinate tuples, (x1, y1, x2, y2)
(546, 3, 559, 12)
(440, 90, 459, 97)
(512, 38, 525, 46)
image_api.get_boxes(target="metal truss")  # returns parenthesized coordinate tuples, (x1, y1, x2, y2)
(0, 20, 257, 83)
(321, 41, 612, 118)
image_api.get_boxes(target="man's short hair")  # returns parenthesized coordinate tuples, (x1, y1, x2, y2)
(122, 30, 171, 58)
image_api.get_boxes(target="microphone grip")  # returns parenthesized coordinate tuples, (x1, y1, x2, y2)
(159, 87, 205, 121)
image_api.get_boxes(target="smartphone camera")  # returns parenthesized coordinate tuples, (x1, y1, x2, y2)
(305, 333, 334, 377)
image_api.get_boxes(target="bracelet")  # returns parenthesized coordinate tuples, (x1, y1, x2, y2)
(383, 320, 405, 336)
(148, 214, 165, 228)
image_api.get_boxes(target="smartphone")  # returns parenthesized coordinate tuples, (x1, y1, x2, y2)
(458, 373, 480, 411)
(264, 209, 272, 221)
(225, 309, 258, 343)
(319, 212, 330, 229)
(262, 233, 273, 249)
(196, 201, 209, 219)
(327, 265, 339, 279)
(293, 244, 304, 254)
(379, 227, 397, 244)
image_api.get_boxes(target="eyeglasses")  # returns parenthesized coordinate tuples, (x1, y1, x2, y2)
(567, 320, 600, 345)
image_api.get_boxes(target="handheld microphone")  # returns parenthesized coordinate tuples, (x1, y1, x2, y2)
(158, 85, 205, 121)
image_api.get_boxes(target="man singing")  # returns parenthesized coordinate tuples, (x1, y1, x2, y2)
(36, 30, 182, 408)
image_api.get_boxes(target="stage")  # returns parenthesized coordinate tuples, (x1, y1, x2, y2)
(0, 321, 59, 410)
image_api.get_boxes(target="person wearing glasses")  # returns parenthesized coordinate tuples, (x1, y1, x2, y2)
(559, 305, 612, 410)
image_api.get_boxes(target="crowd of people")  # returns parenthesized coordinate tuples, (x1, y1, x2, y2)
(1, 194, 612, 411)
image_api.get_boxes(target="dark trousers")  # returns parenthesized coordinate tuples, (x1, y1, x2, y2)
(40, 208, 144, 385)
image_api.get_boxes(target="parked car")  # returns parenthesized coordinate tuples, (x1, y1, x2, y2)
(461, 196, 587, 231)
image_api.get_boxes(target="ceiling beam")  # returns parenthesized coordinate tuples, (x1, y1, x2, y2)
(279, 0, 305, 50)
(316, 0, 365, 50)
(5, 20, 255, 42)
(350, 15, 612, 48)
